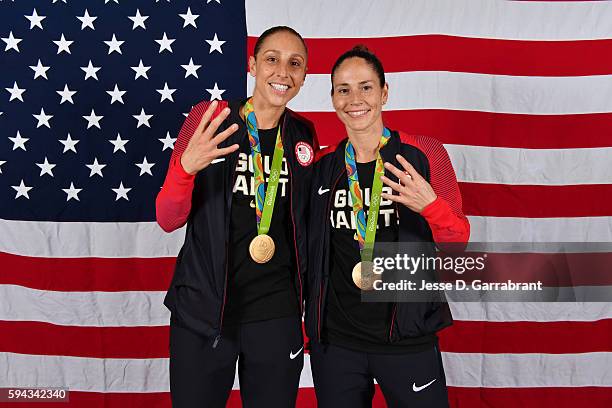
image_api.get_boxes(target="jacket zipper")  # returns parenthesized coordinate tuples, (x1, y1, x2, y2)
(282, 116, 305, 314)
(214, 129, 242, 349)
(214, 244, 230, 348)
(318, 169, 345, 341)
(388, 201, 401, 341)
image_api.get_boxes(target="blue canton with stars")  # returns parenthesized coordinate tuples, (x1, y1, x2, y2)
(0, 0, 246, 221)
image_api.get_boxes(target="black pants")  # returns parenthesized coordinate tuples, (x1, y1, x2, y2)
(169, 315, 304, 408)
(310, 342, 449, 408)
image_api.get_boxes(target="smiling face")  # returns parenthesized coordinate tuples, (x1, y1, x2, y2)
(249, 30, 307, 109)
(331, 57, 388, 134)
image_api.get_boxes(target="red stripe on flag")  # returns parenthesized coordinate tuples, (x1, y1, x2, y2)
(0, 321, 170, 358)
(300, 111, 612, 148)
(2, 250, 610, 292)
(460, 183, 612, 218)
(439, 320, 612, 354)
(248, 36, 612, 76)
(441, 252, 612, 287)
(448, 386, 612, 408)
(0, 252, 174, 291)
(0, 392, 171, 408)
(2, 320, 611, 358)
(5, 387, 611, 408)
(0, 389, 343, 408)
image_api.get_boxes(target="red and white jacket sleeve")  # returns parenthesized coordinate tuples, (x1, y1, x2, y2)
(401, 133, 470, 244)
(156, 100, 227, 232)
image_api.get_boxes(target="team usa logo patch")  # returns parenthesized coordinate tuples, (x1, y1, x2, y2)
(295, 141, 314, 167)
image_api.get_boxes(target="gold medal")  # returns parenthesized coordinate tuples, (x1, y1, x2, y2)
(352, 261, 376, 291)
(249, 234, 275, 264)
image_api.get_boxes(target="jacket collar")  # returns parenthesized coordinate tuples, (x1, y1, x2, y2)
(331, 129, 401, 180)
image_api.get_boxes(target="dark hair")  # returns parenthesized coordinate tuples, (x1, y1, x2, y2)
(330, 45, 385, 92)
(253, 26, 308, 59)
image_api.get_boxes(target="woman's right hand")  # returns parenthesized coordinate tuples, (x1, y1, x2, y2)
(180, 101, 240, 175)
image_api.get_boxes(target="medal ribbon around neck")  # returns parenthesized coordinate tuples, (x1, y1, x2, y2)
(345, 127, 391, 261)
(243, 98, 284, 235)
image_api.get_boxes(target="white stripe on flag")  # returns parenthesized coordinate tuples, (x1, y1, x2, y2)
(443, 352, 612, 387)
(247, 73, 612, 115)
(2, 285, 611, 327)
(467, 216, 612, 243)
(246, 0, 612, 40)
(2, 351, 611, 391)
(446, 146, 612, 185)
(0, 218, 185, 258)
(449, 302, 612, 323)
(3, 216, 612, 258)
(0, 285, 170, 327)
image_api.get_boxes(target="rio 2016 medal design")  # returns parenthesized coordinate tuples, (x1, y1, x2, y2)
(244, 98, 284, 263)
(351, 261, 377, 291)
(346, 127, 391, 289)
(249, 233, 276, 264)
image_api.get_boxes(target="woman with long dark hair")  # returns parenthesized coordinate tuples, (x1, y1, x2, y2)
(306, 45, 470, 407)
(157, 26, 317, 407)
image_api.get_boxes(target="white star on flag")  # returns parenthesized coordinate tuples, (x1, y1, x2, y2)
(9, 131, 29, 151)
(112, 182, 131, 201)
(5, 81, 25, 102)
(83, 109, 103, 129)
(25, 9, 46, 30)
(12, 180, 33, 199)
(206, 82, 225, 100)
(104, 34, 124, 54)
(181, 58, 202, 78)
(207, 0, 221, 3)
(33, 108, 53, 128)
(0, 161, 6, 174)
(131, 60, 151, 79)
(135, 157, 155, 176)
(29, 59, 50, 79)
(106, 84, 126, 104)
(128, 9, 149, 30)
(57, 84, 76, 104)
(133, 108, 153, 128)
(62, 183, 82, 201)
(157, 82, 176, 102)
(155, 32, 175, 53)
(86, 158, 107, 177)
(206, 33, 226, 54)
(59, 134, 79, 153)
(159, 132, 176, 151)
(2, 31, 22, 52)
(109, 134, 129, 153)
(81, 60, 101, 80)
(36, 157, 56, 177)
(77, 9, 97, 30)
(53, 34, 73, 54)
(179, 7, 199, 28)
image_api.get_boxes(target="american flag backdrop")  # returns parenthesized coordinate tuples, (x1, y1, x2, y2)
(1, 0, 611, 407)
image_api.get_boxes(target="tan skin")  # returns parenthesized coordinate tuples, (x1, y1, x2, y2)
(181, 31, 307, 175)
(331, 57, 437, 213)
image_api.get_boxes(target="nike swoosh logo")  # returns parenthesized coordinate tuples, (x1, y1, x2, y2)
(412, 378, 436, 392)
(289, 347, 303, 360)
(318, 186, 330, 195)
(211, 158, 225, 164)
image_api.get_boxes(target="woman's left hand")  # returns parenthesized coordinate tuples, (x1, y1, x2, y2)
(380, 154, 437, 213)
